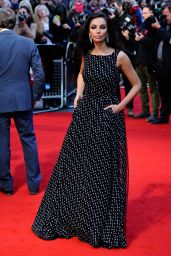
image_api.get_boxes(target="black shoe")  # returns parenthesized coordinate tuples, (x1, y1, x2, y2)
(133, 112, 150, 119)
(146, 115, 158, 122)
(29, 188, 39, 195)
(0, 188, 13, 196)
(127, 109, 135, 117)
(151, 118, 169, 124)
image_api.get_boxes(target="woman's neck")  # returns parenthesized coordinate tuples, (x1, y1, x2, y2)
(41, 16, 49, 23)
(92, 42, 112, 56)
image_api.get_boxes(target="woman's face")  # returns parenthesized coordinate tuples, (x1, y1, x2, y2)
(89, 17, 108, 43)
(37, 6, 47, 18)
(18, 7, 29, 19)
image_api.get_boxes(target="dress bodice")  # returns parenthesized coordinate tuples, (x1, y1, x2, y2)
(82, 50, 121, 99)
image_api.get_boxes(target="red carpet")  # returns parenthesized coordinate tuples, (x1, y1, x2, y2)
(0, 94, 171, 256)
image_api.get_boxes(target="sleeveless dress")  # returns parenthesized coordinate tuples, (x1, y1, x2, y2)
(32, 50, 128, 249)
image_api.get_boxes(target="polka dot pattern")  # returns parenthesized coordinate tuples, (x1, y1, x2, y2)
(32, 50, 128, 249)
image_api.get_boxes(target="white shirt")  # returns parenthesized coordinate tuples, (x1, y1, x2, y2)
(0, 28, 9, 32)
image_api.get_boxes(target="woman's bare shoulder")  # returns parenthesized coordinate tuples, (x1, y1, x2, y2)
(117, 50, 128, 60)
(117, 51, 130, 67)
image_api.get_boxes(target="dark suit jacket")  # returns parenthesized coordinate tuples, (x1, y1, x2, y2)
(135, 28, 157, 66)
(0, 30, 45, 113)
(155, 26, 171, 79)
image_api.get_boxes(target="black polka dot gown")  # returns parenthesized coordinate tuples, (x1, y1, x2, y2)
(32, 50, 128, 249)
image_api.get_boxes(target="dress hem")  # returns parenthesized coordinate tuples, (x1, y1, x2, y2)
(32, 227, 127, 249)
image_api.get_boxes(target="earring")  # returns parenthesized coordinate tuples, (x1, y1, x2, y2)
(106, 35, 109, 44)
(89, 34, 92, 44)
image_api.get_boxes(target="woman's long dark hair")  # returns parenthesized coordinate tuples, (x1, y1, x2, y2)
(78, 12, 123, 56)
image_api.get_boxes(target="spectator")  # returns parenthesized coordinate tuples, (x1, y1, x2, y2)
(0, 0, 11, 9)
(14, 5, 37, 39)
(11, 0, 19, 14)
(34, 4, 53, 44)
(19, 0, 34, 17)
(51, 0, 71, 44)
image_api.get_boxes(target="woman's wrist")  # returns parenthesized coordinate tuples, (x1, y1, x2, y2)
(118, 102, 125, 111)
(76, 93, 82, 98)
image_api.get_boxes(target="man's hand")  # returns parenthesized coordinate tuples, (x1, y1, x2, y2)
(135, 32, 144, 41)
(122, 29, 130, 40)
(62, 23, 71, 30)
(151, 20, 161, 29)
(108, 13, 116, 19)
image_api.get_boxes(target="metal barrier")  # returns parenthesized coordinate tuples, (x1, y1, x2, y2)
(64, 42, 77, 106)
(34, 42, 77, 113)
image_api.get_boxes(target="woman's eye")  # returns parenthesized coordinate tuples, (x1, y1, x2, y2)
(100, 26, 107, 29)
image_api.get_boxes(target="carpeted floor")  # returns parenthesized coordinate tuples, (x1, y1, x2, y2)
(0, 94, 171, 256)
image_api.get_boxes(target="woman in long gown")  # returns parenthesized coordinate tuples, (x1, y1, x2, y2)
(32, 12, 141, 249)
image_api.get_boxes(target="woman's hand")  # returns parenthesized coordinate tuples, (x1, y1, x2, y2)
(74, 95, 82, 108)
(104, 103, 123, 114)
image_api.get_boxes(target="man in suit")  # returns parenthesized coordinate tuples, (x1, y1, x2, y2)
(151, 4, 171, 124)
(0, 8, 45, 195)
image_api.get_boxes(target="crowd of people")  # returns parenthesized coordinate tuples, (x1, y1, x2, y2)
(0, 0, 170, 123)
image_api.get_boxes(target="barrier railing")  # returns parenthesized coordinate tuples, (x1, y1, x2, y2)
(64, 42, 77, 107)
(34, 42, 77, 113)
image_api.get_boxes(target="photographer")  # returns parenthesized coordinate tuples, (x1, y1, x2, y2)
(133, 5, 159, 121)
(68, 0, 90, 43)
(67, 0, 91, 75)
(122, 0, 142, 28)
(150, 4, 171, 124)
(14, 6, 37, 39)
(107, 0, 136, 116)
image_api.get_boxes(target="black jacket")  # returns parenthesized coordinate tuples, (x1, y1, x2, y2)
(135, 26, 157, 66)
(155, 26, 171, 79)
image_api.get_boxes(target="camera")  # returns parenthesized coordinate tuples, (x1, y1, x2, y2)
(101, 7, 118, 16)
(152, 1, 162, 19)
(75, 13, 88, 25)
(140, 15, 156, 31)
(18, 13, 27, 22)
(120, 15, 136, 34)
(152, 1, 167, 23)
(144, 16, 156, 28)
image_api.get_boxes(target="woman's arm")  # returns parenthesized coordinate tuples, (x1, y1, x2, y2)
(105, 51, 141, 113)
(117, 50, 141, 108)
(74, 59, 85, 108)
(15, 22, 37, 39)
(29, 23, 37, 40)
